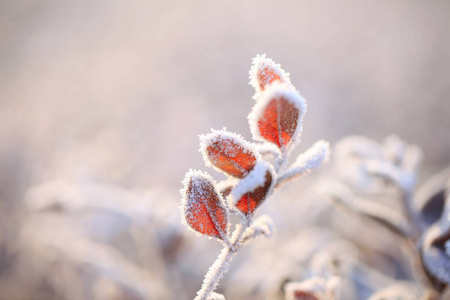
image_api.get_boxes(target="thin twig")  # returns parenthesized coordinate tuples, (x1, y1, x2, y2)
(194, 221, 248, 300)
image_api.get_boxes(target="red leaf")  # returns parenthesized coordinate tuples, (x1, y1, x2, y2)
(236, 170, 273, 215)
(200, 129, 258, 178)
(249, 54, 292, 99)
(232, 162, 275, 215)
(293, 291, 319, 300)
(182, 171, 228, 240)
(249, 83, 306, 150)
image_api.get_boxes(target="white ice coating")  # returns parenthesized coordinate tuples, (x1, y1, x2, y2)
(295, 140, 330, 169)
(277, 140, 330, 185)
(365, 159, 415, 192)
(216, 178, 238, 194)
(194, 247, 235, 300)
(199, 128, 261, 176)
(207, 292, 226, 300)
(254, 142, 281, 157)
(230, 161, 275, 207)
(242, 214, 275, 242)
(249, 54, 293, 100)
(252, 214, 274, 238)
(248, 81, 307, 149)
(284, 277, 326, 300)
(180, 169, 229, 242)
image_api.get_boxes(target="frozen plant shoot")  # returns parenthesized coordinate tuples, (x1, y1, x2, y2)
(180, 54, 330, 300)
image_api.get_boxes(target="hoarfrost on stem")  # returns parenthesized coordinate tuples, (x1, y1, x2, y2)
(277, 140, 330, 186)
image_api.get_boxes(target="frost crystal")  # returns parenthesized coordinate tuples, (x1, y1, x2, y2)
(200, 128, 260, 178)
(181, 170, 229, 242)
(248, 81, 307, 150)
(249, 54, 293, 99)
(277, 140, 330, 185)
(294, 140, 330, 170)
(242, 214, 275, 242)
(207, 292, 226, 300)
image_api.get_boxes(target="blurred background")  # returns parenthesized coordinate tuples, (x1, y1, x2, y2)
(0, 1, 449, 299)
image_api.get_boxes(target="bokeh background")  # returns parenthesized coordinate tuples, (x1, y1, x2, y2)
(0, 1, 449, 299)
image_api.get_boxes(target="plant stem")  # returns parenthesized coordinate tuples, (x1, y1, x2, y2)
(194, 221, 248, 300)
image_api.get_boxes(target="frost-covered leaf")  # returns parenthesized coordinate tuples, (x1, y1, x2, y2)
(181, 170, 229, 241)
(415, 167, 450, 226)
(420, 223, 450, 285)
(325, 182, 411, 237)
(200, 129, 259, 178)
(277, 140, 330, 186)
(231, 162, 275, 215)
(249, 82, 306, 150)
(249, 54, 293, 99)
(284, 276, 341, 300)
(365, 159, 415, 192)
(383, 135, 423, 173)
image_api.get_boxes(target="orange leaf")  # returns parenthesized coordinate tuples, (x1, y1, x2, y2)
(200, 129, 258, 178)
(232, 162, 275, 215)
(182, 171, 228, 240)
(236, 170, 273, 215)
(249, 54, 293, 99)
(249, 82, 306, 150)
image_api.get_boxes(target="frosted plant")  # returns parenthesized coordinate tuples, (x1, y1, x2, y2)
(20, 180, 185, 300)
(180, 54, 330, 300)
(325, 135, 450, 297)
